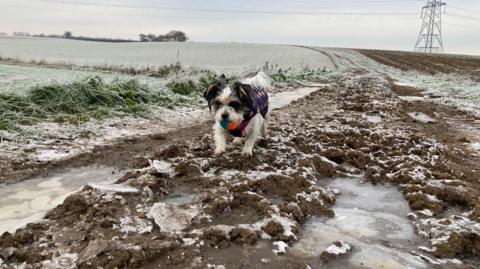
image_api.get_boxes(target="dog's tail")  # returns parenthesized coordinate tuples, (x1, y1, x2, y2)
(253, 71, 272, 91)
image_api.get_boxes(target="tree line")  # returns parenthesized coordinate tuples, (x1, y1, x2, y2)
(6, 30, 189, 43)
(139, 31, 188, 42)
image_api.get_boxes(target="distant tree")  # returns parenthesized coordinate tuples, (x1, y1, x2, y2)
(139, 34, 148, 42)
(166, 30, 188, 42)
(147, 34, 157, 42)
(63, 31, 72, 39)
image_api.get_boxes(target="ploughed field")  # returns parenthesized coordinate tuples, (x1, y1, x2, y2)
(358, 49, 480, 81)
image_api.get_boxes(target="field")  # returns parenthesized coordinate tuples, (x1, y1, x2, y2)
(0, 36, 334, 72)
(1, 39, 480, 268)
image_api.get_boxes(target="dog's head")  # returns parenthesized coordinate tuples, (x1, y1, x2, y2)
(204, 75, 254, 124)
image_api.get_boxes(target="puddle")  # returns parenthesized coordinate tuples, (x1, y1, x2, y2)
(270, 87, 319, 110)
(290, 177, 428, 269)
(0, 166, 123, 234)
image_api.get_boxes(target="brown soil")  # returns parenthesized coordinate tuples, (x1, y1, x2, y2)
(0, 124, 211, 184)
(358, 49, 480, 81)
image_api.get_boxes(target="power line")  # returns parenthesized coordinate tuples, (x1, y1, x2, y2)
(449, 6, 480, 14)
(448, 13, 480, 22)
(0, 4, 420, 22)
(36, 0, 419, 16)
(445, 22, 480, 32)
(232, 0, 423, 2)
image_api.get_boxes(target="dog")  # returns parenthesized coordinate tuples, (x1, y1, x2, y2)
(204, 71, 270, 157)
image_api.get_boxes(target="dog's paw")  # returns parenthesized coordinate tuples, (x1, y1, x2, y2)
(232, 137, 244, 145)
(241, 149, 253, 157)
(214, 147, 225, 156)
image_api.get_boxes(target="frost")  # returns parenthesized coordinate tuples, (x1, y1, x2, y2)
(408, 112, 436, 123)
(41, 253, 79, 269)
(273, 241, 289, 255)
(117, 216, 152, 235)
(325, 241, 352, 255)
(470, 142, 480, 152)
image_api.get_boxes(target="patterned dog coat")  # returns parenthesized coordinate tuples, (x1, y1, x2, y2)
(227, 86, 269, 137)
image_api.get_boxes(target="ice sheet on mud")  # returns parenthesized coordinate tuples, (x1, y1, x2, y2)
(291, 178, 428, 268)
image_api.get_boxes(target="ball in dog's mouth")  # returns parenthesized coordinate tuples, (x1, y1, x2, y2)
(220, 119, 240, 131)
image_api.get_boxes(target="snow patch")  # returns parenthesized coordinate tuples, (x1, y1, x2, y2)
(325, 241, 352, 255)
(408, 112, 436, 123)
(273, 241, 289, 255)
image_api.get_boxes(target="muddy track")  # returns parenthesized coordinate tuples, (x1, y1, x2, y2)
(0, 123, 212, 185)
(2, 69, 480, 268)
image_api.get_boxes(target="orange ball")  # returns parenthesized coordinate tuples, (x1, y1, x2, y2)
(226, 120, 240, 131)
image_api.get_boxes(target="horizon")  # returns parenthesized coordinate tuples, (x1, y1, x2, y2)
(0, 0, 479, 55)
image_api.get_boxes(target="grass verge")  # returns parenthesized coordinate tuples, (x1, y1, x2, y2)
(0, 76, 192, 131)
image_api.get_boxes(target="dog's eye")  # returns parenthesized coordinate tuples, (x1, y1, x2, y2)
(229, 101, 241, 110)
(214, 101, 222, 108)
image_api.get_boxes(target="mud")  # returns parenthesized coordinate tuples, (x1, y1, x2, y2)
(2, 65, 480, 268)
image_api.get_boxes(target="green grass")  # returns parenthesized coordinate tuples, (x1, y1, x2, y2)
(0, 76, 189, 130)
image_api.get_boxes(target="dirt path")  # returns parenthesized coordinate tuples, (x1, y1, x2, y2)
(0, 122, 211, 185)
(2, 68, 480, 268)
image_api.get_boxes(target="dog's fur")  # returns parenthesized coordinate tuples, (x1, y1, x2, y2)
(204, 71, 271, 156)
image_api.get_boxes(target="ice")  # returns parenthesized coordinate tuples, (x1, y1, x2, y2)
(147, 202, 200, 233)
(0, 166, 122, 234)
(150, 160, 173, 175)
(42, 253, 78, 269)
(408, 112, 436, 123)
(291, 178, 427, 268)
(269, 87, 319, 110)
(79, 240, 109, 263)
(88, 182, 139, 193)
(35, 149, 76, 162)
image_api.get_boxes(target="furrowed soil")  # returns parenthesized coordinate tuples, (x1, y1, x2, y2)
(2, 59, 480, 268)
(357, 49, 480, 81)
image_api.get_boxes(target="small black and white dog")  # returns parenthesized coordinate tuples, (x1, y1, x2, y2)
(204, 72, 270, 157)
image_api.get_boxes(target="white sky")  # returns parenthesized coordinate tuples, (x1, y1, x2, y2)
(0, 0, 479, 55)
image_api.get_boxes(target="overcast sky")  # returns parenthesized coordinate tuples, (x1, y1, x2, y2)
(1, 0, 479, 55)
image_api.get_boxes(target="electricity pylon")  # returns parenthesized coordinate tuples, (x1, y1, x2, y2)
(414, 0, 447, 53)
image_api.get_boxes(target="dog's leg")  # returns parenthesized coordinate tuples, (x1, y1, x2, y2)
(242, 120, 261, 157)
(261, 121, 268, 139)
(214, 124, 227, 155)
(261, 113, 269, 139)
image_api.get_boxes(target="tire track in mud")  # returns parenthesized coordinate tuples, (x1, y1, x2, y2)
(291, 45, 339, 70)
(2, 71, 480, 268)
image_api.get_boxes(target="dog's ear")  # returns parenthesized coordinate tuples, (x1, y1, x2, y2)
(233, 82, 254, 108)
(204, 83, 221, 111)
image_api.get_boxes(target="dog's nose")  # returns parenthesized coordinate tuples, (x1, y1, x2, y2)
(221, 113, 229, 119)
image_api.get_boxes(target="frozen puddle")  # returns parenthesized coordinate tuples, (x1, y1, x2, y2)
(0, 166, 123, 234)
(270, 87, 319, 110)
(291, 177, 427, 269)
